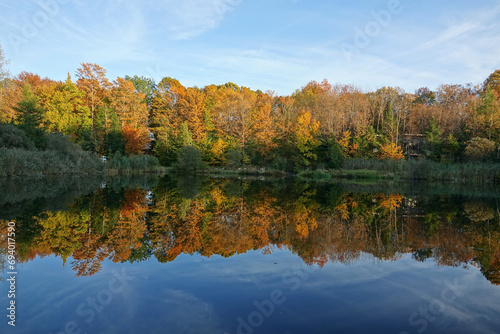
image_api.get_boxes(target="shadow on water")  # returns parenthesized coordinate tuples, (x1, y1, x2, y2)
(0, 176, 103, 219)
(0, 175, 159, 220)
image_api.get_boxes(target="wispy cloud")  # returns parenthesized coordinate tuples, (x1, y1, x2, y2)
(68, 0, 241, 42)
(321, 3, 500, 92)
(159, 0, 242, 40)
(415, 22, 478, 53)
(1, 0, 499, 94)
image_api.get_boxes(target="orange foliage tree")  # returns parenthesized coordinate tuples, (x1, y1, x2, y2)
(122, 125, 150, 155)
(110, 77, 150, 154)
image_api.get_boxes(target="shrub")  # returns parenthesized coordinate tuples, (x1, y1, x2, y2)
(175, 146, 206, 172)
(45, 132, 83, 162)
(0, 124, 34, 149)
(109, 151, 128, 169)
(465, 137, 496, 161)
(271, 155, 287, 171)
(226, 148, 243, 168)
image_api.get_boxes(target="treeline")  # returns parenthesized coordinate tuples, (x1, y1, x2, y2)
(1, 47, 499, 172)
(0, 58, 161, 175)
(1, 178, 499, 284)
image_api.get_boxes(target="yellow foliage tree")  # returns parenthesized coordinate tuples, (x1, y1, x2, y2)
(294, 109, 321, 167)
(378, 143, 404, 160)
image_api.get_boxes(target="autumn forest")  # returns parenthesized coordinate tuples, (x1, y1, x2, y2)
(1, 42, 500, 177)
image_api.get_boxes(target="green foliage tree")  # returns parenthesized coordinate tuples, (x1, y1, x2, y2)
(153, 130, 173, 166)
(414, 87, 436, 105)
(40, 75, 91, 143)
(46, 132, 80, 153)
(476, 86, 500, 142)
(124, 75, 156, 106)
(14, 85, 47, 149)
(106, 129, 125, 155)
(177, 122, 193, 147)
(353, 126, 384, 158)
(94, 105, 124, 155)
(483, 69, 500, 99)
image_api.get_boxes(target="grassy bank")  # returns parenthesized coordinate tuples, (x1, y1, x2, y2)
(3, 148, 496, 184)
(176, 159, 499, 184)
(206, 166, 288, 177)
(297, 159, 500, 184)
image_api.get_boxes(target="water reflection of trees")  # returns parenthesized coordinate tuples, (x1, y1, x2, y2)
(0, 177, 499, 285)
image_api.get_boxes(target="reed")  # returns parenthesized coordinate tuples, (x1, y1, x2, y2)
(0, 147, 104, 177)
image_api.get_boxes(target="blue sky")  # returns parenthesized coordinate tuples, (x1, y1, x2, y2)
(1, 0, 499, 95)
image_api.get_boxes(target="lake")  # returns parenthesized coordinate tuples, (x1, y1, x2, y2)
(1, 175, 499, 334)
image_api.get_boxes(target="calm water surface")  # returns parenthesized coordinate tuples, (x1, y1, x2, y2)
(0, 175, 499, 334)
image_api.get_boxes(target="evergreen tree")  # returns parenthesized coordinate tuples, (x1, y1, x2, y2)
(318, 136, 344, 168)
(423, 118, 443, 162)
(14, 85, 46, 149)
(383, 102, 398, 144)
(441, 134, 460, 162)
(153, 122, 193, 166)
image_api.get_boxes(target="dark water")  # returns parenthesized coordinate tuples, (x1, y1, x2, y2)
(1, 175, 499, 334)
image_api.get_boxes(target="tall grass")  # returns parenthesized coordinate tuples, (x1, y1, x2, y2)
(341, 158, 500, 184)
(343, 158, 406, 174)
(406, 159, 499, 184)
(207, 165, 287, 177)
(107, 152, 161, 173)
(0, 147, 104, 177)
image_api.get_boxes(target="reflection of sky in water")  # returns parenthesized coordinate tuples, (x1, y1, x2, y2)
(1, 249, 500, 334)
